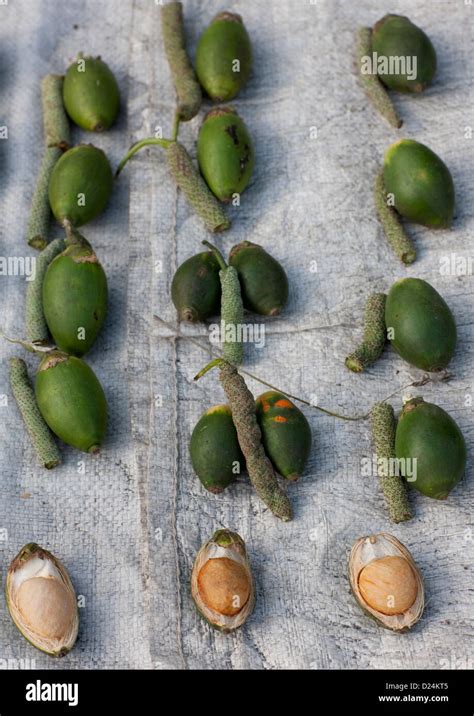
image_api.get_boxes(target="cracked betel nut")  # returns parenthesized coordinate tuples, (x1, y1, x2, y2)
(6, 543, 79, 656)
(191, 529, 255, 632)
(349, 533, 424, 632)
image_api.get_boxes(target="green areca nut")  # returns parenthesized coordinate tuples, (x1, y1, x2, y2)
(370, 402, 411, 523)
(161, 1, 201, 123)
(345, 293, 387, 373)
(356, 28, 402, 129)
(26, 238, 66, 345)
(9, 358, 60, 469)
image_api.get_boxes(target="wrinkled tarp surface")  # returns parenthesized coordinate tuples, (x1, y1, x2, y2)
(0, 0, 472, 669)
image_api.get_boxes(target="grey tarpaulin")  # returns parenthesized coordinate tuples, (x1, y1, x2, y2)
(0, 0, 472, 669)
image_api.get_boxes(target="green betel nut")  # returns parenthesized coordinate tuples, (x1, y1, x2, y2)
(42, 238, 108, 356)
(171, 251, 221, 322)
(190, 404, 245, 493)
(396, 397, 466, 500)
(372, 15, 437, 93)
(385, 278, 456, 371)
(49, 144, 113, 227)
(197, 107, 254, 202)
(383, 140, 455, 229)
(63, 55, 120, 132)
(195, 12, 252, 102)
(35, 351, 107, 454)
(229, 241, 289, 316)
(255, 391, 311, 481)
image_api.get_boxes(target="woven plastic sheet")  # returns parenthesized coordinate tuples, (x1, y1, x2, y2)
(0, 0, 472, 669)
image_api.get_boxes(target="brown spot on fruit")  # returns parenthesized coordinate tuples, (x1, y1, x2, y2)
(198, 557, 250, 616)
(275, 399, 293, 410)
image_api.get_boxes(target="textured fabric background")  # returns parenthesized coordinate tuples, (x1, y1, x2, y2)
(0, 0, 472, 670)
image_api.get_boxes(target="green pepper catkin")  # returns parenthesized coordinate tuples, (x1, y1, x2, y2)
(346, 293, 387, 373)
(161, 1, 201, 133)
(166, 142, 231, 232)
(356, 28, 402, 129)
(27, 76, 70, 249)
(116, 139, 230, 233)
(203, 241, 244, 365)
(374, 169, 416, 264)
(26, 238, 65, 345)
(195, 359, 292, 521)
(9, 358, 60, 469)
(370, 402, 412, 523)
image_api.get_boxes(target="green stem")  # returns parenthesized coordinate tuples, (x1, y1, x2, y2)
(345, 292, 387, 373)
(356, 28, 402, 129)
(9, 358, 61, 469)
(161, 1, 202, 122)
(171, 111, 181, 141)
(25, 238, 65, 345)
(115, 137, 173, 176)
(370, 402, 412, 523)
(374, 169, 416, 264)
(202, 240, 227, 271)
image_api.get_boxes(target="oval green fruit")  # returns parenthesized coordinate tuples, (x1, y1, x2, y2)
(195, 12, 252, 102)
(385, 278, 456, 371)
(395, 397, 466, 499)
(48, 144, 113, 227)
(190, 404, 245, 493)
(229, 241, 289, 316)
(372, 15, 437, 93)
(35, 352, 107, 453)
(197, 107, 254, 202)
(171, 251, 221, 322)
(383, 139, 455, 228)
(63, 55, 120, 132)
(43, 240, 108, 356)
(256, 391, 311, 481)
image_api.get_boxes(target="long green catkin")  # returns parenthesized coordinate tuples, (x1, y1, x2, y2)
(25, 238, 65, 344)
(161, 1, 201, 123)
(356, 28, 402, 129)
(370, 402, 412, 523)
(220, 266, 244, 365)
(345, 293, 387, 373)
(27, 75, 70, 249)
(374, 170, 416, 264)
(41, 74, 70, 149)
(10, 358, 60, 469)
(166, 142, 230, 232)
(218, 361, 292, 521)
